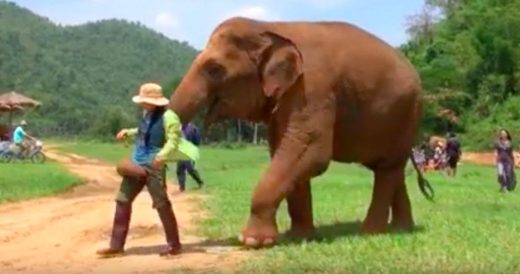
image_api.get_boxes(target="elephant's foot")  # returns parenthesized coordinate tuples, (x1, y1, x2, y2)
(238, 216, 278, 248)
(360, 201, 390, 235)
(360, 216, 388, 235)
(390, 219, 414, 232)
(360, 224, 388, 235)
(389, 211, 414, 232)
(286, 223, 316, 240)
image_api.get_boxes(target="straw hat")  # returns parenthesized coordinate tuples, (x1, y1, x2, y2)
(132, 83, 169, 106)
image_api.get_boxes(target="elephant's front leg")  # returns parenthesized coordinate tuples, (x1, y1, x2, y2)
(239, 131, 331, 248)
(286, 179, 315, 239)
(267, 129, 315, 241)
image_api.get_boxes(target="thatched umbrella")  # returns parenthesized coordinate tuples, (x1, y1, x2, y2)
(0, 91, 41, 126)
(0, 91, 41, 108)
(0, 103, 24, 112)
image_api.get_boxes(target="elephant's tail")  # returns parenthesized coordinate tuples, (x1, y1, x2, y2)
(409, 153, 435, 201)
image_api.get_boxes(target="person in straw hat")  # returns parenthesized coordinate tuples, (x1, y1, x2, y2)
(96, 82, 199, 258)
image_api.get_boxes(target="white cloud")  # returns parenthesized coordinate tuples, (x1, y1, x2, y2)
(221, 5, 279, 21)
(154, 11, 179, 29)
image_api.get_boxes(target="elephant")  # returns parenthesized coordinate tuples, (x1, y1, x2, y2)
(169, 17, 434, 248)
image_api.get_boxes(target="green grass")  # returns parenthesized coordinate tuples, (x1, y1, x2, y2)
(202, 156, 520, 274)
(53, 141, 131, 164)
(55, 142, 520, 273)
(0, 162, 81, 204)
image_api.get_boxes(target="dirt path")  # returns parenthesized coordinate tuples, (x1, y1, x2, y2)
(0, 149, 248, 274)
(462, 151, 520, 167)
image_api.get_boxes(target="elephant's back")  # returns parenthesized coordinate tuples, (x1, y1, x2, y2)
(269, 21, 422, 166)
(271, 21, 421, 117)
(269, 20, 394, 49)
(285, 23, 420, 165)
(270, 21, 406, 69)
(270, 21, 419, 99)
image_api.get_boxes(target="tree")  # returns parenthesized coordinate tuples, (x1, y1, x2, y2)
(405, 4, 439, 44)
(426, 0, 463, 16)
(402, 0, 520, 141)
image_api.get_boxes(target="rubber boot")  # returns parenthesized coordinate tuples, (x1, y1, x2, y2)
(157, 204, 182, 256)
(178, 185, 186, 192)
(96, 202, 132, 258)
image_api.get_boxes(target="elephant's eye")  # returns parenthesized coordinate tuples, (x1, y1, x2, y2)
(205, 61, 226, 81)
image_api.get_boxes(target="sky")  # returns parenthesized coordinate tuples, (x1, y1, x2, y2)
(11, 0, 425, 50)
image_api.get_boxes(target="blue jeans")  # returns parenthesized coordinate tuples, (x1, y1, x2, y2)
(176, 161, 204, 190)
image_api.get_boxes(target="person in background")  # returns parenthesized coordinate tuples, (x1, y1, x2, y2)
(12, 120, 35, 155)
(494, 129, 516, 192)
(412, 147, 426, 172)
(176, 122, 204, 192)
(421, 136, 434, 171)
(96, 83, 199, 258)
(432, 141, 445, 170)
(445, 132, 462, 177)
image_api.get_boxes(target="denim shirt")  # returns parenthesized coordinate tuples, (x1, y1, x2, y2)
(126, 109, 200, 164)
(131, 111, 165, 166)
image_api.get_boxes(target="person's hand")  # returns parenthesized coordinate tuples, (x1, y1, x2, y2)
(152, 157, 164, 170)
(116, 129, 128, 141)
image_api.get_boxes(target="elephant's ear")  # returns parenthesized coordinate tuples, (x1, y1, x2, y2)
(252, 31, 304, 98)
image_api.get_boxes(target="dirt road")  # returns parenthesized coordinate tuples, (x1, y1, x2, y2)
(462, 152, 520, 167)
(0, 150, 248, 274)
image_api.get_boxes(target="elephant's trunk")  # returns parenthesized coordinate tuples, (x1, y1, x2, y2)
(169, 67, 209, 124)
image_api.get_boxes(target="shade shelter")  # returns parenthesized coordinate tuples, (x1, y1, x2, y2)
(0, 91, 41, 126)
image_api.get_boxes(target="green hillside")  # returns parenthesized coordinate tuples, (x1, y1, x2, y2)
(0, 1, 198, 136)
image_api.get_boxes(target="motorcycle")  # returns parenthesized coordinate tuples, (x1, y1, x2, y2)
(1, 139, 46, 164)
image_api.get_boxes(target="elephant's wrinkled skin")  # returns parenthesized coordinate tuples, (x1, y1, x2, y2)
(169, 17, 433, 248)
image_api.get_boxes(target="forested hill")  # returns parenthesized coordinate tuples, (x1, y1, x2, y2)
(0, 1, 198, 136)
(401, 0, 520, 149)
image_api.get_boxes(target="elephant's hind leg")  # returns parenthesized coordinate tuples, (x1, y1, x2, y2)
(361, 165, 405, 234)
(389, 179, 414, 232)
(286, 179, 315, 239)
